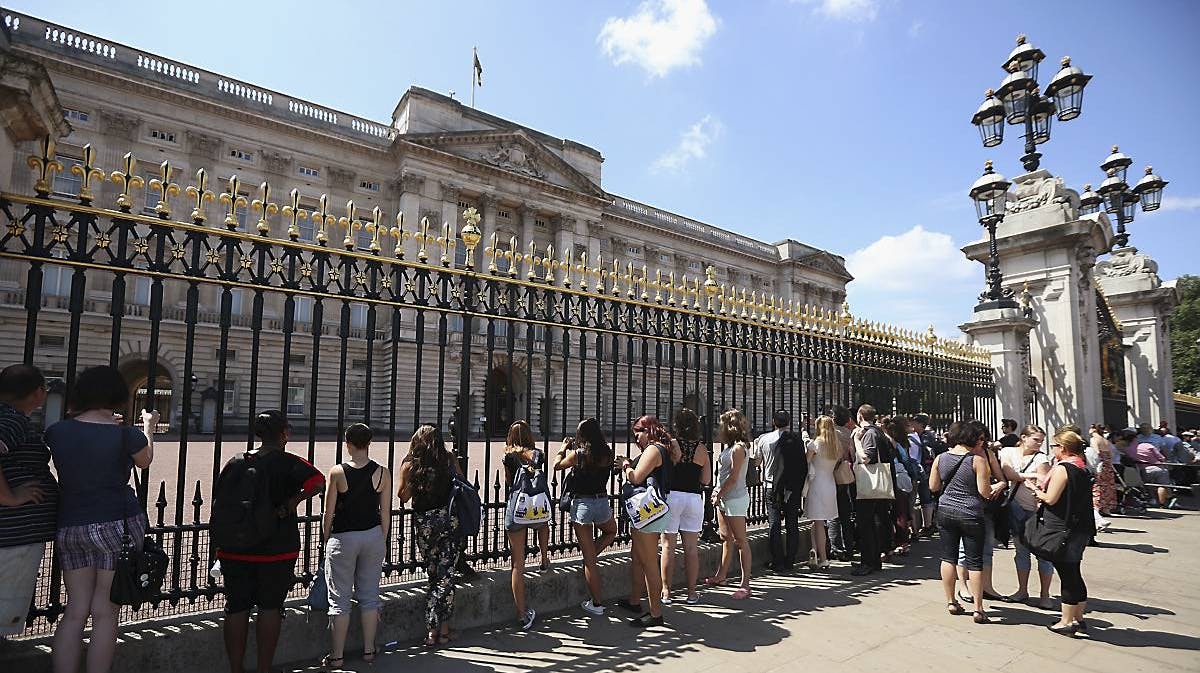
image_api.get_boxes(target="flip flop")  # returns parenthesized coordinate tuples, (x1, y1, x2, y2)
(703, 576, 726, 586)
(731, 588, 751, 600)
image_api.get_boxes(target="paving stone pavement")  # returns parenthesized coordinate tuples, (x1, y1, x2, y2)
(286, 508, 1200, 673)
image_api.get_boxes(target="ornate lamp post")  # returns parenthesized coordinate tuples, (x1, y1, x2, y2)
(1083, 146, 1168, 248)
(969, 161, 1018, 311)
(971, 35, 1092, 172)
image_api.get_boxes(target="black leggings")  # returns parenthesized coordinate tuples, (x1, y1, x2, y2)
(1055, 561, 1087, 605)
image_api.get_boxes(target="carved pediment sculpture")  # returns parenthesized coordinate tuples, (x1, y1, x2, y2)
(482, 142, 546, 180)
(1008, 174, 1071, 214)
(327, 166, 356, 191)
(186, 131, 221, 161)
(1095, 247, 1161, 283)
(99, 109, 141, 142)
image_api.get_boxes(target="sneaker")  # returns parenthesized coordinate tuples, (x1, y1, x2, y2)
(520, 608, 536, 631)
(628, 613, 664, 628)
(581, 599, 605, 616)
(660, 595, 673, 605)
(685, 594, 701, 605)
(1095, 517, 1111, 531)
(1166, 498, 1180, 510)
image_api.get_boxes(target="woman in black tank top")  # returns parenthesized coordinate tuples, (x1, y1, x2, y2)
(661, 408, 709, 605)
(554, 418, 619, 615)
(320, 424, 391, 668)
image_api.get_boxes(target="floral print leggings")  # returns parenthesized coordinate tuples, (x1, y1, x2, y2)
(414, 508, 459, 631)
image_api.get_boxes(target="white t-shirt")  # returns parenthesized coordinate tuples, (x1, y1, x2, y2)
(1000, 446, 1049, 511)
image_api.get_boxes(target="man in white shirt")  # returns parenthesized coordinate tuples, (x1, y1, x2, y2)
(755, 410, 801, 571)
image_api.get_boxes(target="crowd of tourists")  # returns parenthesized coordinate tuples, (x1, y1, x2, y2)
(1, 362, 1196, 672)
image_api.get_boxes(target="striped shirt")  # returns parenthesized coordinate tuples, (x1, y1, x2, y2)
(0, 403, 59, 547)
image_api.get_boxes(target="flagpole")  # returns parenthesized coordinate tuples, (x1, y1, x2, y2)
(471, 46, 476, 109)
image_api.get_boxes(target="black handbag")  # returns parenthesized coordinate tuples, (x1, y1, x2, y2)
(1022, 465, 1075, 561)
(111, 470, 169, 608)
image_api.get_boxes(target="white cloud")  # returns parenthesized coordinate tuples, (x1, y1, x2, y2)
(795, 0, 880, 22)
(1160, 195, 1200, 212)
(908, 19, 925, 38)
(597, 0, 718, 78)
(845, 225, 978, 336)
(652, 114, 723, 173)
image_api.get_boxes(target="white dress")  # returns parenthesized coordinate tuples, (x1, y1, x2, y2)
(804, 439, 839, 521)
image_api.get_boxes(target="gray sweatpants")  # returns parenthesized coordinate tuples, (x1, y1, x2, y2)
(324, 525, 386, 616)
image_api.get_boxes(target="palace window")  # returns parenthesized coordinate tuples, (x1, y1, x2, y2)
(132, 277, 151, 306)
(63, 108, 90, 124)
(688, 261, 701, 272)
(356, 222, 373, 251)
(286, 385, 306, 416)
(53, 158, 83, 198)
(351, 358, 368, 371)
(350, 304, 368, 329)
(294, 296, 314, 323)
(148, 128, 177, 143)
(288, 353, 307, 365)
(347, 383, 366, 415)
(214, 348, 237, 361)
(457, 200, 472, 211)
(38, 334, 66, 350)
(298, 216, 315, 242)
(222, 384, 237, 415)
(659, 253, 671, 263)
(628, 246, 642, 256)
(229, 148, 254, 163)
(359, 179, 380, 192)
(498, 209, 511, 219)
(298, 165, 320, 178)
(229, 289, 244, 315)
(534, 218, 547, 228)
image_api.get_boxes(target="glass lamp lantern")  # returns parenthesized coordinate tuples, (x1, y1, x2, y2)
(1121, 191, 1139, 224)
(1029, 95, 1056, 145)
(1003, 34, 1046, 82)
(972, 90, 1006, 148)
(1101, 145, 1133, 184)
(1097, 169, 1127, 216)
(969, 161, 1011, 220)
(1134, 166, 1168, 212)
(1078, 184, 1101, 215)
(1043, 56, 1092, 122)
(996, 70, 1036, 125)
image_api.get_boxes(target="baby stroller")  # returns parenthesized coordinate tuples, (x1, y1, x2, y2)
(1114, 461, 1153, 515)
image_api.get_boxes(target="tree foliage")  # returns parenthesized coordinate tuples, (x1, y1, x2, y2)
(1171, 275, 1200, 394)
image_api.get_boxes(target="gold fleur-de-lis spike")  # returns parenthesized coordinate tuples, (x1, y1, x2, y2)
(389, 212, 410, 258)
(524, 240, 538, 280)
(689, 276, 700, 309)
(611, 258, 622, 296)
(575, 251, 589, 291)
(483, 231, 500, 273)
(624, 261, 636, 299)
(109, 152, 145, 211)
(417, 218, 432, 262)
(185, 168, 214, 222)
(147, 160, 181, 218)
(335, 200, 358, 249)
(27, 136, 64, 196)
(561, 248, 574, 288)
(70, 144, 105, 203)
(506, 235, 519, 277)
(251, 181, 279, 235)
(639, 264, 650, 301)
(366, 206, 385, 254)
(436, 221, 456, 267)
(654, 270, 664, 304)
(543, 243, 556, 283)
(281, 189, 308, 240)
(218, 175, 248, 229)
(716, 283, 728, 315)
(666, 271, 676, 306)
(312, 194, 333, 245)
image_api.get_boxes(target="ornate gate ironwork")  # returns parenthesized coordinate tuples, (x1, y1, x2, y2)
(1, 139, 995, 633)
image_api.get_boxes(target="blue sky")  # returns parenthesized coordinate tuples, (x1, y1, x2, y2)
(9, 0, 1197, 335)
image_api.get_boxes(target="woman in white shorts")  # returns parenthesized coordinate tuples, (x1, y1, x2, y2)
(705, 409, 752, 600)
(660, 408, 709, 605)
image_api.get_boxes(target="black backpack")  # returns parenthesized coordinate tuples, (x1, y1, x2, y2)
(776, 430, 809, 494)
(448, 470, 482, 537)
(210, 452, 279, 553)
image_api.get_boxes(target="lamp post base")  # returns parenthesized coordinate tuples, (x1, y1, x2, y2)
(974, 298, 1020, 313)
(1020, 151, 1042, 173)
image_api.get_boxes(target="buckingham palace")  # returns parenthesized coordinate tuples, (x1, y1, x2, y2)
(0, 10, 856, 438)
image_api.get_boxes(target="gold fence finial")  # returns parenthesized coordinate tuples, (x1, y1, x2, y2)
(389, 212, 409, 258)
(281, 189, 307, 240)
(416, 216, 432, 263)
(563, 247, 574, 288)
(313, 195, 333, 245)
(110, 152, 144, 211)
(460, 207, 482, 269)
(336, 200, 357, 249)
(367, 206, 385, 254)
(528, 241, 541, 281)
(251, 181, 278, 235)
(576, 251, 589, 291)
(217, 174, 246, 229)
(666, 270, 676, 306)
(611, 258, 621, 296)
(545, 243, 556, 283)
(438, 221, 455, 266)
(28, 137, 64, 196)
(185, 168, 214, 222)
(484, 231, 500, 274)
(506, 235, 519, 278)
(71, 144, 105, 204)
(147, 160, 180, 218)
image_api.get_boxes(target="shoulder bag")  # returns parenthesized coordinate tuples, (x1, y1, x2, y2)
(853, 429, 895, 500)
(111, 441, 169, 608)
(1022, 464, 1077, 561)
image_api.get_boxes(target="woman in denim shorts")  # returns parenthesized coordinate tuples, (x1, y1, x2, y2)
(553, 418, 617, 616)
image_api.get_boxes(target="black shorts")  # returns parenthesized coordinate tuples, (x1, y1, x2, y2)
(221, 558, 297, 614)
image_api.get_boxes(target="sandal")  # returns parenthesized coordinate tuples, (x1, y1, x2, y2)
(321, 654, 345, 670)
(1004, 592, 1029, 604)
(947, 602, 965, 615)
(423, 633, 440, 648)
(703, 576, 726, 587)
(973, 611, 991, 624)
(731, 587, 751, 600)
(362, 650, 376, 665)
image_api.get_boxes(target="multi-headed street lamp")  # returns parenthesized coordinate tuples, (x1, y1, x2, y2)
(968, 160, 1018, 311)
(1078, 146, 1168, 248)
(971, 35, 1093, 172)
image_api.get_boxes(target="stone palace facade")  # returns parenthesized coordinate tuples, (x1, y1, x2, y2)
(0, 10, 852, 436)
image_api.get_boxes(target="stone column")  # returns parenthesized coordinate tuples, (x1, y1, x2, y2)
(1096, 246, 1180, 429)
(961, 308, 1037, 424)
(396, 171, 425, 260)
(961, 169, 1112, 432)
(439, 181, 459, 230)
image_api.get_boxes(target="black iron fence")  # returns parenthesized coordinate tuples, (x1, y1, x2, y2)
(1, 139, 996, 634)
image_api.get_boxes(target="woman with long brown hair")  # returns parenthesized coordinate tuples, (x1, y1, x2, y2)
(804, 415, 840, 569)
(502, 420, 550, 630)
(397, 424, 459, 647)
(621, 415, 679, 627)
(661, 408, 709, 605)
(706, 409, 753, 600)
(554, 418, 618, 616)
